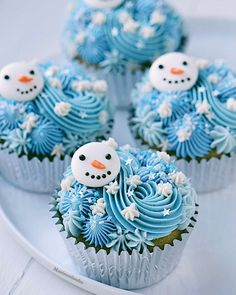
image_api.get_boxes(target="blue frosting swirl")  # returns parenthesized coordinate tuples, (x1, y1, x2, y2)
(0, 61, 113, 158)
(131, 61, 236, 159)
(55, 147, 196, 252)
(62, 0, 186, 71)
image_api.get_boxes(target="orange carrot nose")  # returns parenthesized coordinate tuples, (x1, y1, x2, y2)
(18, 76, 33, 83)
(170, 68, 185, 75)
(91, 160, 106, 170)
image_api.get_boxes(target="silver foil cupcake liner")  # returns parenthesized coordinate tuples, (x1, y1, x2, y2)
(175, 153, 236, 193)
(132, 135, 236, 193)
(56, 215, 197, 290)
(0, 149, 71, 193)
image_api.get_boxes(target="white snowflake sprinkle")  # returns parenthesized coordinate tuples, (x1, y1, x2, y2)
(75, 32, 86, 44)
(54, 102, 71, 117)
(92, 12, 106, 25)
(176, 128, 192, 142)
(169, 171, 187, 186)
(21, 113, 38, 133)
(157, 102, 172, 118)
(226, 98, 236, 111)
(196, 99, 211, 115)
(99, 111, 108, 125)
(150, 11, 166, 24)
(51, 144, 65, 157)
(61, 175, 75, 191)
(123, 19, 139, 33)
(121, 203, 140, 221)
(157, 151, 171, 163)
(72, 80, 92, 91)
(105, 181, 120, 195)
(157, 182, 173, 197)
(139, 26, 155, 39)
(207, 74, 220, 84)
(126, 175, 142, 187)
(90, 198, 106, 216)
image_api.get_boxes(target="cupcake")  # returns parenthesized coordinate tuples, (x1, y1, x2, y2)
(62, 0, 186, 108)
(51, 138, 197, 289)
(0, 61, 113, 193)
(130, 52, 236, 192)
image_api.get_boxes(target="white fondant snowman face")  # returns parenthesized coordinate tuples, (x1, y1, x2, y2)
(71, 142, 121, 187)
(84, 0, 123, 9)
(149, 53, 199, 92)
(0, 62, 44, 101)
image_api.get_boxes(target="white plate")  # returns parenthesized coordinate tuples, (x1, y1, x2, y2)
(1, 18, 236, 295)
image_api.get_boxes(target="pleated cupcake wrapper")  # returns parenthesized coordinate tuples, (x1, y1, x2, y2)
(0, 149, 71, 193)
(132, 135, 236, 193)
(79, 63, 144, 109)
(52, 202, 197, 290)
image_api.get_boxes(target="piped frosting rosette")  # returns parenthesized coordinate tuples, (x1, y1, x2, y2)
(52, 140, 197, 253)
(63, 0, 186, 72)
(0, 61, 113, 159)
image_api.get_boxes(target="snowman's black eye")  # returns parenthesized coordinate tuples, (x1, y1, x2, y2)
(29, 70, 35, 75)
(79, 154, 86, 161)
(182, 61, 188, 66)
(158, 64, 164, 69)
(4, 75, 10, 80)
(105, 153, 112, 160)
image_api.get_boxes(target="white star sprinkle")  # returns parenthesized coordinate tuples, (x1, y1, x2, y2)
(126, 175, 142, 187)
(111, 27, 119, 36)
(78, 111, 88, 119)
(162, 208, 170, 217)
(105, 181, 120, 195)
(51, 144, 65, 158)
(136, 41, 145, 49)
(90, 198, 106, 216)
(121, 203, 140, 221)
(125, 158, 133, 165)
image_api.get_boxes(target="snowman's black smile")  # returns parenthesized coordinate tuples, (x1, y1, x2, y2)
(16, 85, 38, 95)
(163, 77, 191, 84)
(85, 170, 112, 180)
